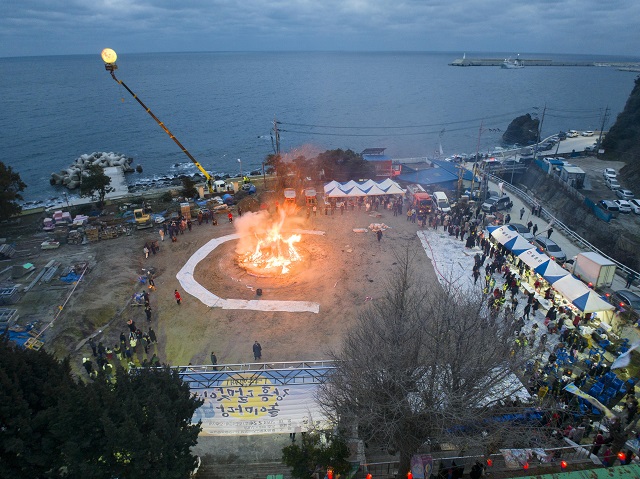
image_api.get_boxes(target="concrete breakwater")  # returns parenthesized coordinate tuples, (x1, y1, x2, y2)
(449, 57, 640, 67)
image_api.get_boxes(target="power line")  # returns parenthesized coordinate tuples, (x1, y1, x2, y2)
(277, 109, 529, 130)
(279, 123, 504, 138)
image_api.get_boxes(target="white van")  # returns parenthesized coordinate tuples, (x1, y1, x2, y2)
(432, 191, 451, 213)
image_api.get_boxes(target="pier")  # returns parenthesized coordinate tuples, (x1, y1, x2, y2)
(449, 57, 640, 68)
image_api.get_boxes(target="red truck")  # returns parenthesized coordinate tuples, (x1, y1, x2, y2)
(406, 184, 432, 213)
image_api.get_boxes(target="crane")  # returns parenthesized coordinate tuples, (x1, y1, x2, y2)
(100, 48, 214, 193)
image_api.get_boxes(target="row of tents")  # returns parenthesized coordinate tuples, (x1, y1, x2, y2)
(323, 179, 405, 198)
(487, 225, 614, 314)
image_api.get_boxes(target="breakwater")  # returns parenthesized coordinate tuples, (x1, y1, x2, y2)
(449, 58, 640, 67)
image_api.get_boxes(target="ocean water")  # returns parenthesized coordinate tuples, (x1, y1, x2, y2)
(1, 51, 638, 204)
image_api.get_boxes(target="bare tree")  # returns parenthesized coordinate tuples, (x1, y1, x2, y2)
(318, 245, 535, 475)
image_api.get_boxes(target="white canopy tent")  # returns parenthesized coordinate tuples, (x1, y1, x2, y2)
(323, 179, 405, 198)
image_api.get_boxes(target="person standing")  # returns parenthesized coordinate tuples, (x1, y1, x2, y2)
(210, 351, 218, 370)
(88, 337, 97, 357)
(159, 228, 165, 242)
(376, 230, 383, 242)
(591, 432, 604, 456)
(547, 227, 554, 239)
(148, 327, 157, 344)
(82, 357, 93, 375)
(228, 212, 233, 223)
(532, 224, 538, 236)
(145, 305, 152, 323)
(174, 289, 182, 305)
(253, 341, 262, 361)
(625, 271, 637, 288)
(519, 207, 525, 220)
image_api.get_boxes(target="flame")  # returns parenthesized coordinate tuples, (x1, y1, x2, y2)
(239, 211, 302, 274)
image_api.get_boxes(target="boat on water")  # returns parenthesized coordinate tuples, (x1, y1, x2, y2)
(501, 56, 524, 69)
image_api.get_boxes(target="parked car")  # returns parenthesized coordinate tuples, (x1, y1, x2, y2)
(629, 199, 640, 214)
(598, 200, 620, 218)
(614, 199, 632, 214)
(558, 131, 567, 140)
(481, 195, 513, 213)
(616, 189, 634, 200)
(602, 168, 617, 180)
(534, 235, 567, 263)
(506, 223, 534, 242)
(606, 176, 621, 190)
(584, 144, 598, 153)
(612, 289, 640, 313)
(582, 130, 594, 136)
(567, 130, 579, 138)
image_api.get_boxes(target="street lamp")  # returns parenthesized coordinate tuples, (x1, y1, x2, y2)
(237, 158, 243, 179)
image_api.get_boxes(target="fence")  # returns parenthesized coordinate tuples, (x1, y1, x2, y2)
(353, 444, 594, 478)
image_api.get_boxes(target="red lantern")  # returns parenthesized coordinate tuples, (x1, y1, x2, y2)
(560, 460, 568, 470)
(486, 459, 493, 467)
(366, 475, 372, 479)
(618, 452, 626, 462)
(523, 462, 529, 470)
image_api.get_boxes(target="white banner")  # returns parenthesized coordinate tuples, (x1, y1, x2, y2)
(191, 372, 330, 436)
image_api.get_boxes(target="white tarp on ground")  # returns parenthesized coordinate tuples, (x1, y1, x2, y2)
(176, 232, 322, 313)
(324, 179, 405, 198)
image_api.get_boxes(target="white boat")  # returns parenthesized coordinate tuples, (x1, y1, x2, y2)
(501, 56, 524, 69)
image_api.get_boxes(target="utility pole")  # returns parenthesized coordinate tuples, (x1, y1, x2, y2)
(273, 117, 281, 156)
(596, 106, 610, 159)
(469, 121, 484, 198)
(533, 104, 546, 162)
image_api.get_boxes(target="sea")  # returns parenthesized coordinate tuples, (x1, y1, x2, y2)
(1, 51, 639, 206)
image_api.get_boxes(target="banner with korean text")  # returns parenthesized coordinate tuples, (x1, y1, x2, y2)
(190, 371, 330, 436)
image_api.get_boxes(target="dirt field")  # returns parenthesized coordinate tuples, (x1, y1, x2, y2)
(3, 200, 438, 373)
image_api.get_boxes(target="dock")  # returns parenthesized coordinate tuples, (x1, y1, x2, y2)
(449, 57, 640, 68)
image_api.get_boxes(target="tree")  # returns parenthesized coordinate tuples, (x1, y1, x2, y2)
(181, 176, 198, 199)
(318, 246, 531, 475)
(0, 161, 27, 221)
(282, 431, 351, 479)
(80, 164, 113, 208)
(264, 153, 287, 177)
(314, 149, 375, 181)
(0, 337, 203, 479)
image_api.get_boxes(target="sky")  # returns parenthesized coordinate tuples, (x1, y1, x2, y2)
(2, 0, 640, 58)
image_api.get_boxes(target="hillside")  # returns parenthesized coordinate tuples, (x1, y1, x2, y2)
(602, 75, 640, 183)
(518, 167, 639, 271)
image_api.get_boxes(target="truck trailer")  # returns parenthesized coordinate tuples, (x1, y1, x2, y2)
(572, 252, 616, 288)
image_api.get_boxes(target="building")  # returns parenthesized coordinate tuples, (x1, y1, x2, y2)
(396, 160, 475, 194)
(361, 148, 400, 178)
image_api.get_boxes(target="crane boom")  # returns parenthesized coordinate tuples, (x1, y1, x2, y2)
(105, 67, 214, 193)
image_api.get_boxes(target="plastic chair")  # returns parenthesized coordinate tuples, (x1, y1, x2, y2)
(599, 339, 611, 349)
(603, 371, 617, 385)
(589, 384, 604, 396)
(612, 378, 624, 391)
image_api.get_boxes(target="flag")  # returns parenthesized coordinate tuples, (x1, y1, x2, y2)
(564, 383, 615, 419)
(611, 341, 640, 369)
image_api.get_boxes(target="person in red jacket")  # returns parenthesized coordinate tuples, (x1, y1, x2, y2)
(174, 289, 182, 305)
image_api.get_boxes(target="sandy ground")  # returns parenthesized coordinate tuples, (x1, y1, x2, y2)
(34, 204, 437, 370)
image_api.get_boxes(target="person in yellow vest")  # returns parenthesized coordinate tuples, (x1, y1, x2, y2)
(538, 384, 549, 401)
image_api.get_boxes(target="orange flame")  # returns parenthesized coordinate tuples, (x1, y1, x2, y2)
(240, 210, 302, 274)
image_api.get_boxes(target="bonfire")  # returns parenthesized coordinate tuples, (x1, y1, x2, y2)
(239, 211, 302, 275)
